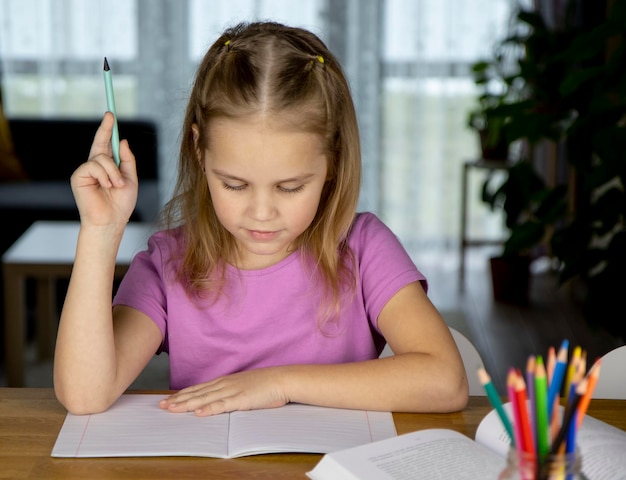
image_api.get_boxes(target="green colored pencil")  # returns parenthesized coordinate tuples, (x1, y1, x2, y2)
(103, 57, 121, 167)
(534, 355, 550, 459)
(478, 367, 515, 446)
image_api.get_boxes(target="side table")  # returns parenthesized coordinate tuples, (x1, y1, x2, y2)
(2, 221, 153, 387)
(459, 159, 510, 289)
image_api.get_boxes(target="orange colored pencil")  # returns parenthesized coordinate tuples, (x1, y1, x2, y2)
(577, 358, 602, 429)
(547, 345, 556, 383)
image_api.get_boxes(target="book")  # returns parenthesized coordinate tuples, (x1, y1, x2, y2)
(307, 402, 626, 480)
(50, 394, 397, 458)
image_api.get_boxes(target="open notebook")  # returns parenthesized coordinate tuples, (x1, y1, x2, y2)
(51, 394, 397, 458)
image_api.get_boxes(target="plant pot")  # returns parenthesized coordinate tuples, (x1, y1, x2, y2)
(489, 255, 530, 305)
(479, 128, 509, 161)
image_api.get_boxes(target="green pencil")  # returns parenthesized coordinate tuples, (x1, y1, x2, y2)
(534, 355, 550, 459)
(103, 57, 121, 167)
(478, 367, 515, 446)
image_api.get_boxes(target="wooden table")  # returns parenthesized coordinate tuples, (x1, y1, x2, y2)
(1, 389, 625, 480)
(2, 221, 153, 387)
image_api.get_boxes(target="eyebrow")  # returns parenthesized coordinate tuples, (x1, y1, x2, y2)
(211, 169, 317, 183)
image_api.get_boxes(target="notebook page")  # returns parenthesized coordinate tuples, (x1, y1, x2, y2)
(51, 394, 230, 457)
(228, 403, 397, 457)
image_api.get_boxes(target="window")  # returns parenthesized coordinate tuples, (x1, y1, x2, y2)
(0, 0, 521, 264)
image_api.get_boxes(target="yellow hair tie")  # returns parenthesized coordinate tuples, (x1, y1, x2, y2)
(317, 55, 324, 64)
(224, 40, 231, 46)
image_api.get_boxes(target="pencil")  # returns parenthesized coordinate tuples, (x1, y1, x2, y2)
(550, 378, 587, 455)
(547, 339, 569, 420)
(526, 355, 536, 443)
(478, 367, 515, 445)
(103, 57, 121, 166)
(576, 358, 602, 429)
(546, 345, 556, 383)
(514, 374, 535, 454)
(564, 345, 581, 400)
(508, 368, 524, 455)
(534, 356, 550, 460)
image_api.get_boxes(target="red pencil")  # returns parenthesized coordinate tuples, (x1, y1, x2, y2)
(514, 373, 535, 454)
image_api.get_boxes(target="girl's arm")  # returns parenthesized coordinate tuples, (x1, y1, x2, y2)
(160, 281, 469, 415)
(53, 113, 162, 415)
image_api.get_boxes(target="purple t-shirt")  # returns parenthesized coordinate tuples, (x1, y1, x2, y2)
(113, 212, 426, 389)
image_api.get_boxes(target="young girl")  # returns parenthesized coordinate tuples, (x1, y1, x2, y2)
(54, 21, 469, 416)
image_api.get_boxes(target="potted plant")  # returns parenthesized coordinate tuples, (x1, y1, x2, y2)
(470, 0, 626, 327)
(482, 160, 567, 304)
(466, 47, 523, 162)
(547, 0, 626, 339)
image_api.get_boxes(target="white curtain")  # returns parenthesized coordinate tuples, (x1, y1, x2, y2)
(0, 0, 522, 263)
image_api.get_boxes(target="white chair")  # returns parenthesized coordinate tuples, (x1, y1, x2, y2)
(380, 327, 486, 396)
(592, 345, 626, 399)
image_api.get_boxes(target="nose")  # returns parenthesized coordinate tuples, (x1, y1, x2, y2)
(248, 189, 278, 221)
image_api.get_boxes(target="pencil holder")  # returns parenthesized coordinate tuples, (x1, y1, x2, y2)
(499, 448, 587, 480)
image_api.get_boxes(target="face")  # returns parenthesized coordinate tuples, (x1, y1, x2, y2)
(197, 115, 328, 270)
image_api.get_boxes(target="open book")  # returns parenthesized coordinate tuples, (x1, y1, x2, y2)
(307, 402, 626, 480)
(51, 394, 397, 458)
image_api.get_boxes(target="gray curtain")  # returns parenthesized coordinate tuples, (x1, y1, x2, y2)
(0, 0, 523, 260)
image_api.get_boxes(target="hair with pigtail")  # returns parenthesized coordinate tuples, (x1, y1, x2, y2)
(162, 21, 361, 322)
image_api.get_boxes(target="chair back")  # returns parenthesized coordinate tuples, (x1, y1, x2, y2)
(592, 345, 626, 399)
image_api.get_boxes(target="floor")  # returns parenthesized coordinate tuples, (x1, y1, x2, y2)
(417, 247, 624, 395)
(1, 248, 623, 395)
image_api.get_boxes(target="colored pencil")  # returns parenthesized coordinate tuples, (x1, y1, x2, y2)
(564, 345, 581, 400)
(576, 358, 602, 429)
(546, 345, 556, 383)
(508, 368, 524, 455)
(514, 373, 535, 454)
(548, 339, 569, 420)
(478, 367, 515, 445)
(526, 355, 537, 444)
(103, 57, 121, 167)
(550, 378, 587, 455)
(534, 355, 550, 460)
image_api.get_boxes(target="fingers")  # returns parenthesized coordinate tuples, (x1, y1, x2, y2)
(89, 112, 115, 159)
(157, 371, 288, 417)
(85, 113, 137, 187)
(118, 138, 137, 181)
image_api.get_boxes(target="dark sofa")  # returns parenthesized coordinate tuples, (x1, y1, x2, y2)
(0, 117, 160, 363)
(0, 117, 160, 253)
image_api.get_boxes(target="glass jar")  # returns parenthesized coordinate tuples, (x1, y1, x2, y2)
(499, 448, 588, 480)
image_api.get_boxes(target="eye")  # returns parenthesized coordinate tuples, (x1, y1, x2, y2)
(222, 182, 246, 191)
(278, 185, 305, 194)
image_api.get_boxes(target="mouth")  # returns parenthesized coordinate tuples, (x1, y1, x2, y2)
(247, 229, 280, 241)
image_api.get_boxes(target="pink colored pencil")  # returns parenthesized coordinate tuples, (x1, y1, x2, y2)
(507, 368, 524, 456)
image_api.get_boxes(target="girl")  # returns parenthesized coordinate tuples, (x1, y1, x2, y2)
(54, 21, 469, 416)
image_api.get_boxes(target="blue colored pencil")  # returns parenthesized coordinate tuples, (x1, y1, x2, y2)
(547, 340, 569, 421)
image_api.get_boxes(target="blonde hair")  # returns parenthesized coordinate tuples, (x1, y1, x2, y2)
(162, 21, 361, 318)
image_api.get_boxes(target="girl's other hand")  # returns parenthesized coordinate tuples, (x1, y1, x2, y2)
(70, 111, 138, 226)
(158, 368, 290, 416)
